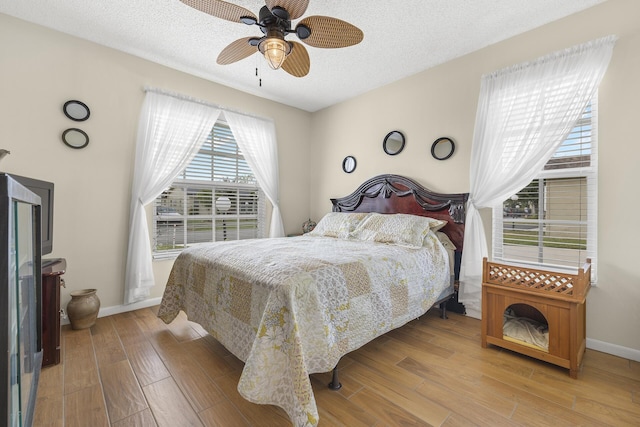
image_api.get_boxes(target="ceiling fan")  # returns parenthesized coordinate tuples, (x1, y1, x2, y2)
(180, 0, 364, 77)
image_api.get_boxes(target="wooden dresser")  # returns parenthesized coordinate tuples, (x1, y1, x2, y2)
(42, 258, 66, 366)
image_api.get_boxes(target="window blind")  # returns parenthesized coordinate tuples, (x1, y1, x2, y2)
(153, 121, 263, 256)
(493, 100, 597, 279)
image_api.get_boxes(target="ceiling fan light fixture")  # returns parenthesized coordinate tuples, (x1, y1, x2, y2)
(258, 35, 291, 70)
(182, 0, 362, 78)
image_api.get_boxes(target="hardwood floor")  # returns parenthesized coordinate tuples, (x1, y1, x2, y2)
(34, 306, 640, 426)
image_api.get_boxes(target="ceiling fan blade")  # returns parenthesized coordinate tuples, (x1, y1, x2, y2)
(265, 0, 309, 20)
(282, 41, 310, 77)
(217, 37, 258, 65)
(297, 16, 363, 48)
(180, 0, 256, 24)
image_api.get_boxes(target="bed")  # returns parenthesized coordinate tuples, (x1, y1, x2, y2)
(157, 174, 468, 426)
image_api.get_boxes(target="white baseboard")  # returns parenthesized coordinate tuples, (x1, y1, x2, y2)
(61, 297, 163, 326)
(587, 338, 640, 362)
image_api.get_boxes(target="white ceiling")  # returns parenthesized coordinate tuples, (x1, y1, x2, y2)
(0, 0, 605, 112)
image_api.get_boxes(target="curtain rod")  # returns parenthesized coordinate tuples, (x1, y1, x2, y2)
(143, 86, 273, 123)
(484, 34, 618, 80)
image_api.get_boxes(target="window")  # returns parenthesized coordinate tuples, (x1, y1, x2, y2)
(493, 100, 597, 279)
(153, 120, 264, 257)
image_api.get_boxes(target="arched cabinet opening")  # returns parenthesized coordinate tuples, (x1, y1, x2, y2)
(503, 303, 549, 353)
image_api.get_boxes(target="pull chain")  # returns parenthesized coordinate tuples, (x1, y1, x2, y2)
(256, 67, 261, 86)
(255, 55, 263, 88)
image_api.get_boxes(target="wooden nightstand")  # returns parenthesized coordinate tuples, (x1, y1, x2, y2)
(481, 257, 591, 378)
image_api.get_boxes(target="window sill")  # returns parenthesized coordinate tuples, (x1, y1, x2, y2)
(153, 251, 181, 261)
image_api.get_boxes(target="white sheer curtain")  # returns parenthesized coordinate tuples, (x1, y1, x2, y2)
(459, 36, 616, 318)
(125, 91, 222, 304)
(224, 111, 285, 238)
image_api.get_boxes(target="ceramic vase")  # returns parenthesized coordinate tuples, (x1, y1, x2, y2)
(67, 289, 100, 330)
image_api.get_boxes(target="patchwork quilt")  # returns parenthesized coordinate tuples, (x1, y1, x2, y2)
(157, 234, 450, 426)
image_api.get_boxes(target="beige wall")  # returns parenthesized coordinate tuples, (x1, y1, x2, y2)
(1, 0, 638, 356)
(0, 14, 311, 311)
(310, 0, 640, 354)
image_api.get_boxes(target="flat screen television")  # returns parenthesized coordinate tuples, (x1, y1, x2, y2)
(11, 174, 54, 256)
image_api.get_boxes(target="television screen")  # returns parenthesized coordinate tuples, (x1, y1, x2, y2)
(11, 174, 54, 255)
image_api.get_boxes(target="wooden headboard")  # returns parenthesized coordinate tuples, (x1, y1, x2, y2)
(330, 174, 469, 251)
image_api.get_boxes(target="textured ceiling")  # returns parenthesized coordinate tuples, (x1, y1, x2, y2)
(0, 0, 605, 112)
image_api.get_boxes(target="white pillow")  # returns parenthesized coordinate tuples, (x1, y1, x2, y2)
(350, 213, 447, 248)
(434, 231, 456, 251)
(306, 212, 369, 239)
